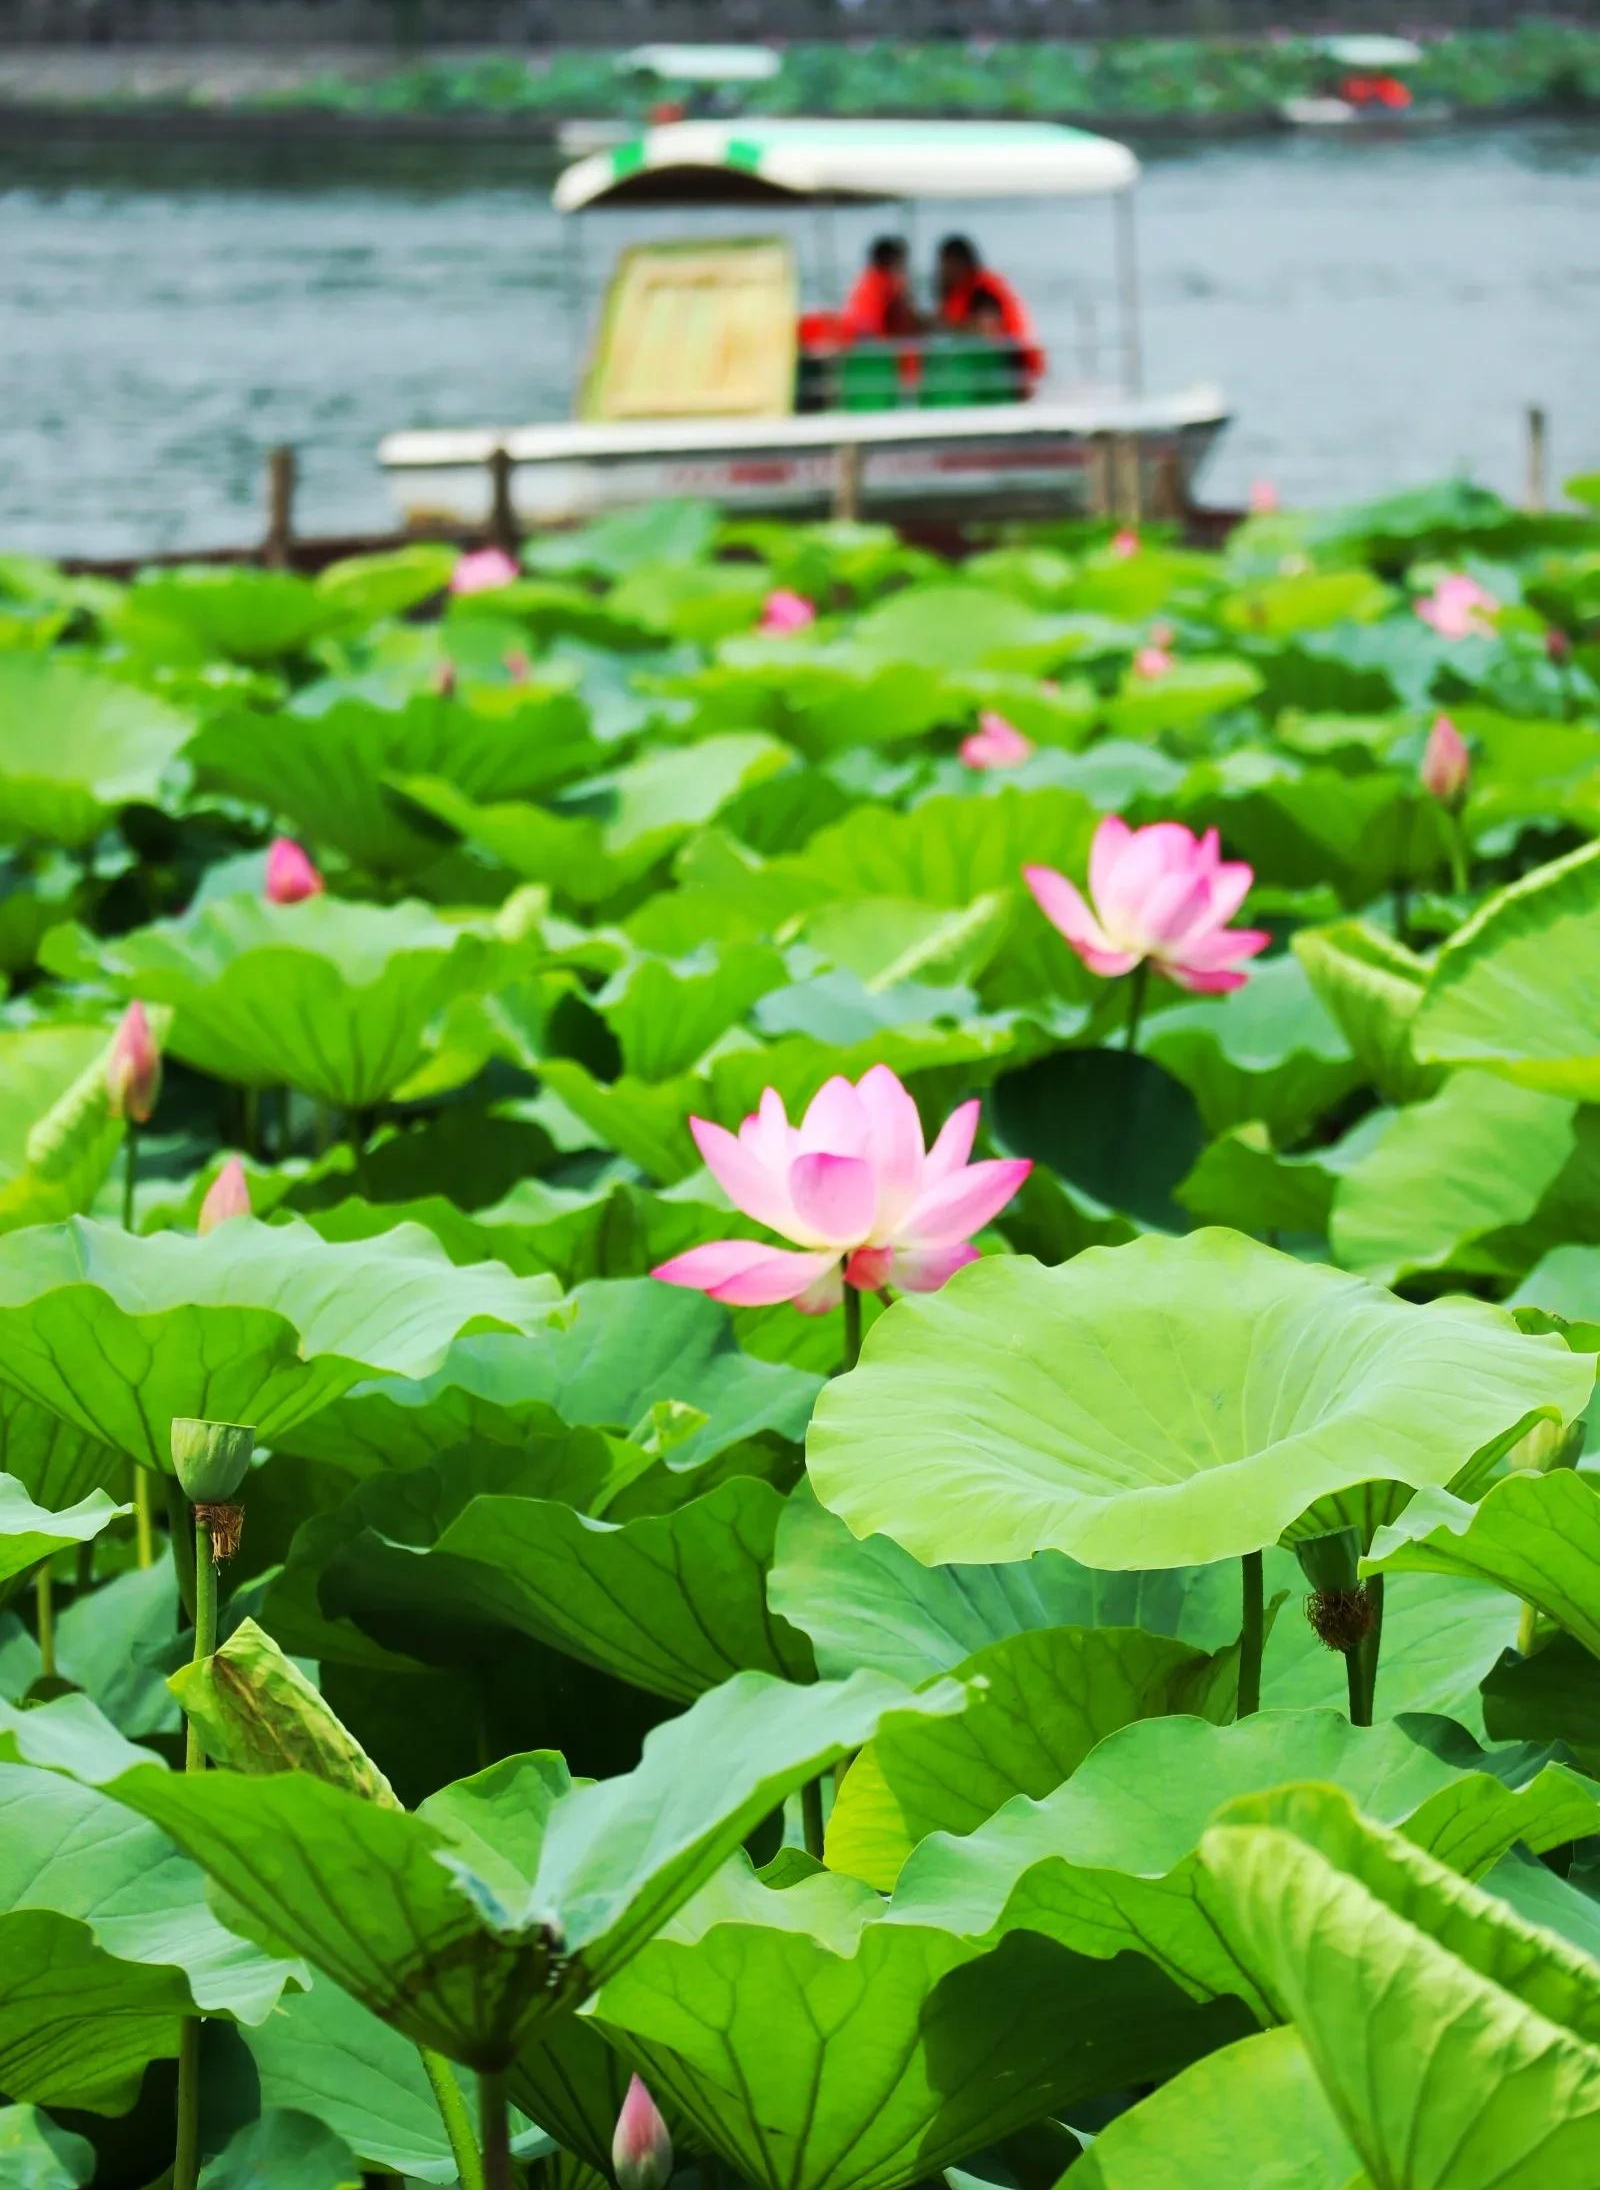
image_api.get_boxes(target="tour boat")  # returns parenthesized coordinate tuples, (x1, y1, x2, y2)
(378, 119, 1229, 531)
(1280, 37, 1452, 129)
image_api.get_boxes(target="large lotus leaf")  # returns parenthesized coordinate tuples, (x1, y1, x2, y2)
(317, 1470, 814, 1701)
(884, 1710, 1600, 2021)
(1514, 1244, 1600, 1323)
(591, 942, 788, 1081)
(1414, 841, 1600, 1098)
(770, 1483, 1243, 1686)
(1068, 2024, 1363, 2190)
(845, 583, 1081, 675)
(280, 1279, 819, 1479)
(113, 566, 353, 662)
(0, 1021, 124, 1235)
(609, 560, 770, 642)
(1330, 1075, 1579, 1285)
(44, 895, 509, 1105)
(397, 732, 792, 907)
(526, 498, 718, 580)
(0, 657, 191, 848)
(78, 1671, 963, 2067)
(775, 786, 1097, 916)
(590, 1856, 1244, 2190)
(0, 1216, 558, 1470)
(825, 1623, 1237, 1891)
(248, 1973, 547, 2183)
(0, 1385, 123, 1523)
(1365, 1470, 1600, 1657)
(1175, 1121, 1370, 1240)
(1262, 1571, 1520, 1735)
(0, 2105, 94, 2189)
(1483, 1634, 1600, 1773)
(1105, 656, 1263, 738)
(1293, 919, 1443, 1104)
(1198, 1785, 1600, 2188)
(667, 651, 952, 757)
(189, 690, 603, 878)
(990, 1047, 1204, 1233)
(0, 1476, 125, 1590)
(0, 1747, 300, 2111)
(1141, 953, 1361, 1143)
(807, 1234, 1591, 1569)
(1186, 763, 1451, 906)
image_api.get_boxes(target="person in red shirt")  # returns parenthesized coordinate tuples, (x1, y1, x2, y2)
(936, 234, 1044, 386)
(840, 236, 921, 341)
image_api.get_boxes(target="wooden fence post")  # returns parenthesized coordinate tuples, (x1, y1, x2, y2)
(833, 440, 864, 522)
(487, 445, 518, 554)
(262, 445, 297, 569)
(1525, 405, 1548, 513)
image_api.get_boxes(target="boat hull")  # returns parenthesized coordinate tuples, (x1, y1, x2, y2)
(380, 397, 1229, 530)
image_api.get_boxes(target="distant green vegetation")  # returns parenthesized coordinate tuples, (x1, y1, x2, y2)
(244, 22, 1600, 123)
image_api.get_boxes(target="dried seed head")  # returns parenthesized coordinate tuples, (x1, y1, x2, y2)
(1306, 1586, 1376, 1655)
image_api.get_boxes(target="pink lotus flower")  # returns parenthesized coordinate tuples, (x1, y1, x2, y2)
(1415, 573, 1498, 640)
(1133, 644, 1173, 680)
(1025, 817, 1270, 994)
(433, 659, 457, 697)
(651, 1066, 1031, 1314)
(612, 2076, 672, 2190)
(504, 648, 532, 683)
(1249, 479, 1280, 514)
(960, 711, 1033, 771)
(198, 1157, 251, 1235)
(451, 547, 520, 596)
(1547, 627, 1572, 664)
(758, 587, 817, 636)
(1109, 528, 1140, 560)
(106, 1003, 161, 1124)
(265, 837, 323, 906)
(1420, 714, 1470, 805)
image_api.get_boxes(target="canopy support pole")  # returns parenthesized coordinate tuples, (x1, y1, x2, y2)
(1113, 187, 1143, 398)
(563, 214, 588, 387)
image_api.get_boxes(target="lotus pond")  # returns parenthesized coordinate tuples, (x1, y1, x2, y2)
(3, 477, 1600, 2188)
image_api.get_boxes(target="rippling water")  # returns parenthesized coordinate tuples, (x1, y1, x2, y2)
(3, 121, 1597, 556)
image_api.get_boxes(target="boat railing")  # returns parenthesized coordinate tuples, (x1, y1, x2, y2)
(796, 335, 1037, 415)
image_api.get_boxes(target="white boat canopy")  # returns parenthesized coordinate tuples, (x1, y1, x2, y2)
(616, 44, 784, 84)
(553, 118, 1140, 213)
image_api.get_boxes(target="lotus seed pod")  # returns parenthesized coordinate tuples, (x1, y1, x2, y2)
(170, 1417, 256, 1503)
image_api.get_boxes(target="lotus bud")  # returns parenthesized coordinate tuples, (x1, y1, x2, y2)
(451, 546, 519, 595)
(433, 658, 457, 697)
(171, 1417, 255, 1505)
(264, 836, 323, 905)
(1110, 528, 1139, 560)
(612, 2075, 672, 2190)
(1546, 627, 1572, 664)
(1420, 714, 1470, 807)
(1132, 644, 1172, 681)
(505, 648, 532, 683)
(197, 1158, 251, 1235)
(168, 1618, 400, 1803)
(1248, 479, 1280, 514)
(106, 1002, 161, 1124)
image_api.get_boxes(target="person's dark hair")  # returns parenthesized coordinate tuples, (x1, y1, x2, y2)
(869, 234, 908, 272)
(938, 234, 980, 273)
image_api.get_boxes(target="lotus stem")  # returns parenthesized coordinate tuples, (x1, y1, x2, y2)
(1517, 1600, 1540, 1657)
(1355, 1574, 1385, 1726)
(842, 1285, 863, 1376)
(419, 2048, 487, 2190)
(1237, 1550, 1264, 1717)
(242, 1085, 262, 1163)
(173, 1499, 221, 2190)
(1122, 959, 1151, 1053)
(1446, 813, 1469, 898)
(122, 1120, 138, 1233)
(34, 1565, 55, 1682)
(801, 1776, 826, 1861)
(478, 2068, 514, 2190)
(167, 1478, 198, 1625)
(132, 1468, 155, 1568)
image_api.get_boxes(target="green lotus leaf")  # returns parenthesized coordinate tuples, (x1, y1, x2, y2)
(197, 2110, 362, 2190)
(1514, 1243, 1600, 1323)
(590, 1856, 1244, 2190)
(609, 560, 771, 642)
(1365, 1469, 1600, 1656)
(311, 542, 456, 623)
(1186, 763, 1450, 905)
(591, 942, 788, 1081)
(1414, 840, 1600, 1098)
(1142, 953, 1360, 1143)
(1223, 566, 1394, 633)
(113, 566, 351, 662)
(0, 1382, 123, 1523)
(1483, 1633, 1600, 1772)
(1198, 1784, 1600, 2188)
(1330, 1075, 1579, 1285)
(509, 2012, 653, 2177)
(0, 1476, 126, 1590)
(826, 1623, 1239, 1890)
(1068, 2024, 1363, 2190)
(396, 732, 792, 907)
(0, 1741, 300, 2111)
(807, 1234, 1590, 1569)
(1293, 918, 1443, 1104)
(0, 657, 192, 848)
(885, 1709, 1599, 2018)
(0, 1021, 124, 1234)
(0, 1216, 559, 1469)
(247, 1973, 546, 2183)
(1174, 1121, 1361, 1239)
(77, 1671, 963, 2067)
(0, 2104, 94, 2189)
(991, 1047, 1204, 1231)
(315, 1467, 814, 1701)
(845, 583, 1081, 676)
(770, 1482, 1244, 1686)
(279, 1278, 819, 1478)
(525, 498, 718, 580)
(190, 689, 603, 878)
(1106, 656, 1263, 737)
